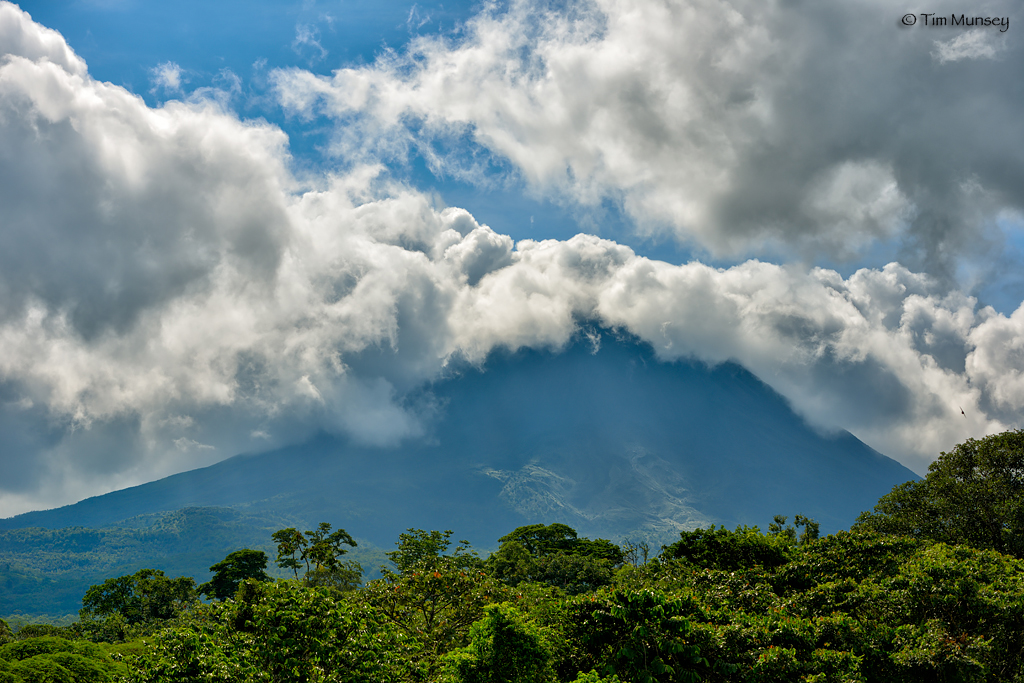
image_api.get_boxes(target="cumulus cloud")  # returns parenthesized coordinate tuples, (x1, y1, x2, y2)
(150, 61, 183, 93)
(933, 30, 1004, 63)
(1, 2, 1023, 516)
(272, 0, 1022, 278)
(0, 3, 85, 76)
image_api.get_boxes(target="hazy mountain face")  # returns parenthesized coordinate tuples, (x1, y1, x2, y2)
(2, 333, 916, 544)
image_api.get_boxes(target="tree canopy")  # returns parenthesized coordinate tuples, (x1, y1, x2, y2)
(661, 524, 793, 571)
(199, 549, 271, 601)
(272, 523, 362, 591)
(488, 524, 625, 594)
(856, 429, 1024, 556)
(385, 529, 479, 574)
(80, 569, 197, 627)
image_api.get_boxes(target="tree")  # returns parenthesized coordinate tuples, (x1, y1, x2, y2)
(661, 525, 793, 571)
(198, 549, 272, 601)
(495, 525, 623, 564)
(621, 540, 650, 567)
(562, 589, 706, 683)
(272, 523, 362, 590)
(497, 524, 582, 557)
(0, 637, 121, 683)
(124, 580, 414, 683)
(361, 531, 502, 674)
(488, 524, 624, 594)
(856, 429, 1024, 557)
(387, 529, 478, 574)
(80, 569, 198, 627)
(442, 603, 553, 683)
(768, 515, 820, 546)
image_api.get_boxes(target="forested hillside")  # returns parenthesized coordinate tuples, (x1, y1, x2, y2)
(1, 430, 1022, 683)
(0, 508, 388, 619)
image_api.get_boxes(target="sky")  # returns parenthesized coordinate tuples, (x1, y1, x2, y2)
(0, 0, 1022, 517)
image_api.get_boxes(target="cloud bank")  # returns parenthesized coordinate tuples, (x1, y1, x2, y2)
(274, 0, 1022, 277)
(0, 2, 1022, 515)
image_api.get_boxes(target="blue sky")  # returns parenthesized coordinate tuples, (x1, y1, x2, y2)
(1, 0, 1023, 515)
(21, 0, 651, 254)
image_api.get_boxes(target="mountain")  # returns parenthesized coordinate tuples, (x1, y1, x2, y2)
(3, 330, 917, 540)
(0, 330, 917, 615)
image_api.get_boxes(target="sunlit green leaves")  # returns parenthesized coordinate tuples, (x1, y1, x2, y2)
(857, 429, 1024, 557)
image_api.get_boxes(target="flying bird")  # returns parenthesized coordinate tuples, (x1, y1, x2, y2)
(960, 406, 966, 417)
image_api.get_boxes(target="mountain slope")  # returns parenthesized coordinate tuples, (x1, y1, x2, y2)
(2, 331, 916, 545)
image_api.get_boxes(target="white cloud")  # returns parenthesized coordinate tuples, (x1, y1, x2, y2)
(150, 61, 183, 93)
(933, 30, 1003, 63)
(406, 4, 432, 32)
(293, 23, 327, 62)
(0, 2, 1022, 516)
(0, 3, 85, 77)
(272, 0, 1024, 276)
(173, 437, 214, 452)
(800, 161, 915, 257)
(966, 305, 1024, 411)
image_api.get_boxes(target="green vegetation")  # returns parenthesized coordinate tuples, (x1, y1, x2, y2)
(2, 430, 1024, 681)
(81, 569, 198, 626)
(487, 523, 624, 594)
(198, 549, 271, 601)
(77, 569, 199, 643)
(272, 523, 362, 592)
(443, 603, 553, 683)
(0, 636, 126, 682)
(856, 429, 1024, 556)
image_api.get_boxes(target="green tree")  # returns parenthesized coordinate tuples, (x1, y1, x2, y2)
(621, 540, 651, 567)
(661, 525, 793, 571)
(496, 525, 623, 564)
(361, 531, 503, 675)
(796, 515, 821, 545)
(562, 589, 706, 683)
(768, 515, 820, 546)
(198, 549, 272, 601)
(11, 625, 66, 640)
(442, 603, 553, 683)
(881, 543, 1024, 682)
(124, 580, 413, 683)
(387, 529, 479, 574)
(272, 523, 362, 590)
(0, 637, 121, 683)
(80, 569, 198, 630)
(489, 524, 623, 594)
(856, 429, 1024, 557)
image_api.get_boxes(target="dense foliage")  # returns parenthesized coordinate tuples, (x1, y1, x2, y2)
(0, 635, 127, 682)
(856, 429, 1024, 557)
(199, 549, 272, 601)
(271, 523, 361, 590)
(2, 431, 1024, 682)
(487, 524, 624, 595)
